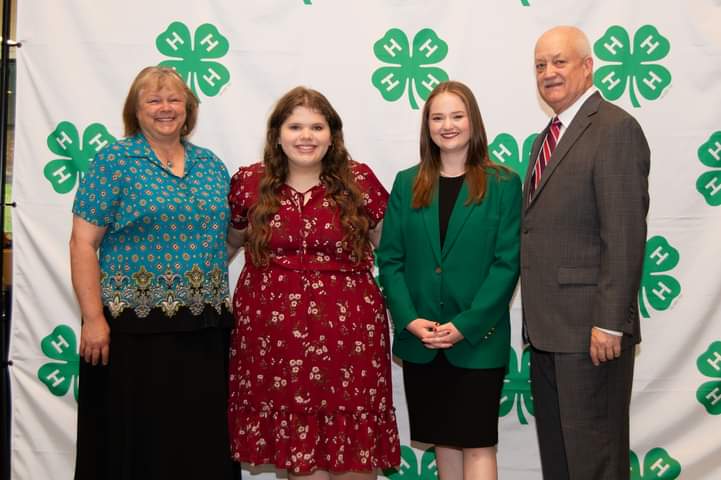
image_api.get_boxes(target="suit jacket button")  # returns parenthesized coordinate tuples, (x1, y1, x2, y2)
(435, 266, 442, 274)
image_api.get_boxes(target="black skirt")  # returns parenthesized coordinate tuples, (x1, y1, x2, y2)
(74, 325, 237, 480)
(402, 352, 505, 448)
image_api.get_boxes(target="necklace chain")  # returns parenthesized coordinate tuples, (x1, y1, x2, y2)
(162, 151, 182, 170)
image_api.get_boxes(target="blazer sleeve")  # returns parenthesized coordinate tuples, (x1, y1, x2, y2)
(450, 173, 522, 345)
(592, 115, 650, 332)
(376, 172, 418, 332)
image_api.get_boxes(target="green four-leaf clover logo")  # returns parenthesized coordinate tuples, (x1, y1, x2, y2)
(638, 236, 681, 318)
(37, 325, 80, 401)
(383, 445, 437, 480)
(372, 28, 449, 110)
(157, 21, 231, 99)
(489, 133, 538, 184)
(696, 341, 721, 415)
(43, 121, 116, 194)
(593, 25, 671, 107)
(500, 345, 534, 424)
(696, 131, 721, 206)
(630, 448, 682, 479)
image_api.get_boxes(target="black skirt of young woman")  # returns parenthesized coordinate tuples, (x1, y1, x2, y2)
(74, 322, 237, 480)
(402, 352, 505, 448)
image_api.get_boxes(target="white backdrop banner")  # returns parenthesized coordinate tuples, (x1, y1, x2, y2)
(9, 1, 721, 479)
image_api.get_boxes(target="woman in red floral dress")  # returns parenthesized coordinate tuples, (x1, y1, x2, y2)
(227, 86, 400, 478)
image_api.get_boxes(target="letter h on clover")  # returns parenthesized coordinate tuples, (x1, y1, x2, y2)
(372, 28, 449, 110)
(638, 236, 681, 319)
(489, 133, 538, 184)
(156, 21, 231, 99)
(630, 448, 682, 479)
(37, 325, 80, 401)
(593, 25, 671, 108)
(696, 131, 721, 206)
(697, 341, 721, 415)
(43, 121, 116, 194)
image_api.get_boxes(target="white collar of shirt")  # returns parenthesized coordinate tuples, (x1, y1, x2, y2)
(555, 88, 596, 141)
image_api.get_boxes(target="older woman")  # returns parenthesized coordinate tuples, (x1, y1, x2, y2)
(70, 66, 234, 479)
(226, 86, 400, 479)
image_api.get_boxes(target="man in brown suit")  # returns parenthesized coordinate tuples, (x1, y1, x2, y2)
(521, 26, 650, 479)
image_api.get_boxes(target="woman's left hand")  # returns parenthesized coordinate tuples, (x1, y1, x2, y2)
(424, 322, 464, 349)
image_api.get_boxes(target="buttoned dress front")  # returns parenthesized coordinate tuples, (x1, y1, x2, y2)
(227, 161, 400, 474)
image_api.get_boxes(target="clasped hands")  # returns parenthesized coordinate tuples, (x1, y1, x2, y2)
(407, 318, 463, 349)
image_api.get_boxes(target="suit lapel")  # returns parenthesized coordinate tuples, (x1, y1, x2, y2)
(441, 180, 474, 260)
(526, 92, 601, 210)
(421, 185, 442, 265)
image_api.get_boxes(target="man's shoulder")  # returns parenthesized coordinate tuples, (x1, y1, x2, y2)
(596, 96, 640, 127)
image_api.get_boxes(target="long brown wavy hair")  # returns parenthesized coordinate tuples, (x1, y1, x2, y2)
(247, 86, 371, 267)
(412, 81, 504, 209)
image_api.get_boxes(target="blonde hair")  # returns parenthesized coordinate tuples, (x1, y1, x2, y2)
(122, 66, 199, 138)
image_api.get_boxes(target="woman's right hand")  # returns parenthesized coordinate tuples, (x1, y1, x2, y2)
(70, 215, 110, 366)
(80, 316, 110, 366)
(406, 318, 442, 348)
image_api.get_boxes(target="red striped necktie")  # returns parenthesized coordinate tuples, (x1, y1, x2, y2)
(529, 116, 562, 197)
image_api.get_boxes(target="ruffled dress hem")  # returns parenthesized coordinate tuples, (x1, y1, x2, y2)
(229, 407, 400, 474)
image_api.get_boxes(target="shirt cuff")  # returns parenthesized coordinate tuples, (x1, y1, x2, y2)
(594, 326, 623, 336)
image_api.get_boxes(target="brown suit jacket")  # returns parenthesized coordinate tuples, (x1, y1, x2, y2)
(520, 91, 650, 353)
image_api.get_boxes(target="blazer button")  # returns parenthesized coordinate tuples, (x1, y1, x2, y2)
(435, 266, 442, 274)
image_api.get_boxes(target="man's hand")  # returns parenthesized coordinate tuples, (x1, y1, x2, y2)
(589, 327, 622, 366)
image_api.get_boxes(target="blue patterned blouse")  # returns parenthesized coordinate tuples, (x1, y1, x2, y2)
(72, 133, 232, 332)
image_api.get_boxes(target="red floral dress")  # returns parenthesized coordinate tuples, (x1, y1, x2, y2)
(227, 161, 400, 474)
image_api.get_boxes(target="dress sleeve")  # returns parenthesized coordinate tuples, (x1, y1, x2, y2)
(228, 164, 260, 230)
(71, 147, 122, 227)
(352, 162, 389, 227)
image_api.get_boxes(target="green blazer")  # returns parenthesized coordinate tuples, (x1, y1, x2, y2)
(376, 165, 521, 369)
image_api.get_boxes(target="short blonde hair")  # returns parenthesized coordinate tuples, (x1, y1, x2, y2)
(122, 66, 199, 138)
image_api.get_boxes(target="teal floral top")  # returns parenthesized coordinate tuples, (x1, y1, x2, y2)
(72, 133, 232, 332)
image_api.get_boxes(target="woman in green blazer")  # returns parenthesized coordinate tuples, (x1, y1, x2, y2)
(376, 81, 521, 479)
